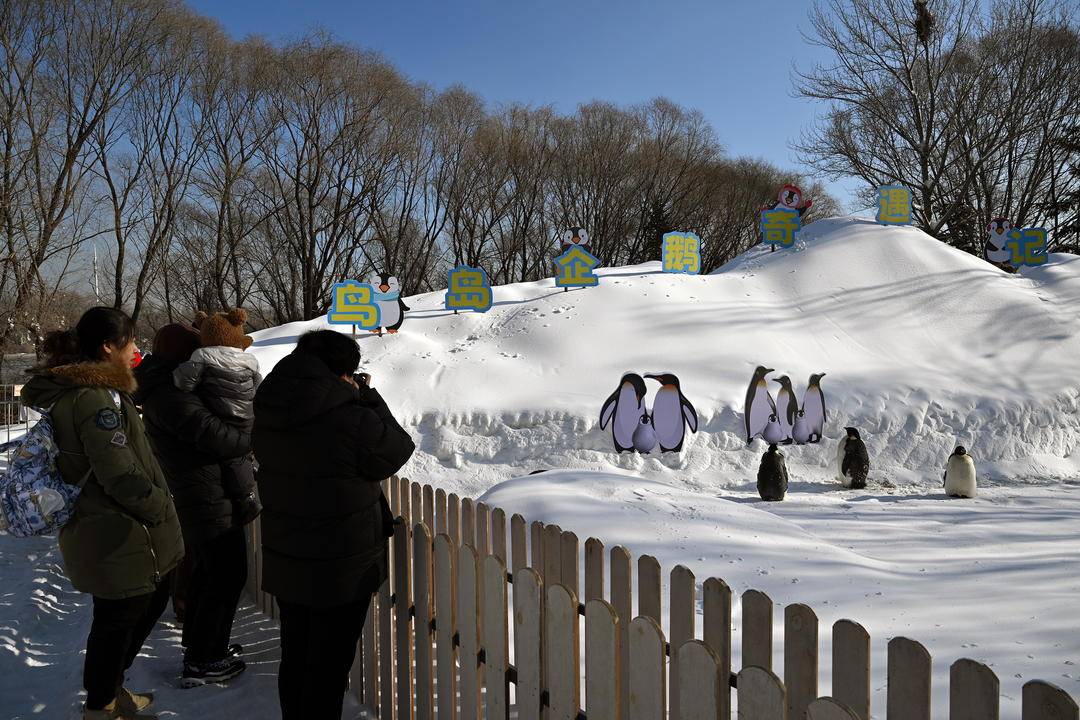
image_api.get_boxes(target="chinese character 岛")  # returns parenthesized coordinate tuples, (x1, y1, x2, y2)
(1005, 227, 1048, 267)
(760, 208, 802, 248)
(554, 246, 600, 288)
(445, 266, 494, 312)
(876, 185, 912, 225)
(328, 280, 380, 329)
(662, 232, 701, 274)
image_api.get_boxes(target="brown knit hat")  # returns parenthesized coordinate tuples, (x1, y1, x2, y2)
(152, 323, 201, 364)
(196, 308, 253, 350)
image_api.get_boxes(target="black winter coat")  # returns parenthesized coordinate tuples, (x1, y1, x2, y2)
(134, 354, 256, 546)
(253, 351, 415, 607)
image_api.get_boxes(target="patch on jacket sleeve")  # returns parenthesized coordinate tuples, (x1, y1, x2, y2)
(110, 431, 127, 448)
(95, 408, 121, 431)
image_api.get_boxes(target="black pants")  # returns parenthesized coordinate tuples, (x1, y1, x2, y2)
(85, 574, 172, 710)
(277, 568, 381, 720)
(182, 526, 247, 664)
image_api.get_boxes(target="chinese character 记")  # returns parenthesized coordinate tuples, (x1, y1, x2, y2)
(1005, 227, 1048, 267)
(327, 280, 380, 329)
(876, 185, 912, 225)
(662, 232, 701, 275)
(445, 266, 493, 312)
(760, 208, 802, 248)
(554, 246, 600, 288)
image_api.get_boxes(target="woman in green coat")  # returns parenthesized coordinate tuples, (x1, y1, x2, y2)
(21, 307, 184, 720)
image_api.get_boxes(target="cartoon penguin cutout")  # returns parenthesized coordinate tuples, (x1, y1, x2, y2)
(766, 184, 813, 217)
(943, 446, 977, 498)
(632, 411, 658, 454)
(744, 366, 776, 444)
(772, 375, 797, 443)
(836, 426, 870, 489)
(645, 372, 698, 453)
(757, 444, 789, 501)
(985, 218, 1013, 265)
(370, 273, 410, 337)
(793, 373, 827, 444)
(562, 227, 591, 254)
(600, 373, 648, 453)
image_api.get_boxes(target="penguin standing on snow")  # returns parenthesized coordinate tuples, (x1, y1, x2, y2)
(793, 373, 827, 444)
(837, 427, 870, 489)
(744, 366, 776, 444)
(370, 273, 410, 336)
(943, 446, 977, 498)
(645, 372, 699, 453)
(772, 375, 797, 443)
(757, 444, 789, 501)
(600, 373, 648, 453)
(632, 411, 658, 454)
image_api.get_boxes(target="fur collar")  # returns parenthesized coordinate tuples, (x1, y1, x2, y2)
(41, 361, 138, 394)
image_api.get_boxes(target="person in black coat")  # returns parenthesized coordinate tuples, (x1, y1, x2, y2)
(133, 323, 254, 686)
(254, 330, 415, 720)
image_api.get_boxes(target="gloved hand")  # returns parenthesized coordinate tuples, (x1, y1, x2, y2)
(233, 491, 263, 527)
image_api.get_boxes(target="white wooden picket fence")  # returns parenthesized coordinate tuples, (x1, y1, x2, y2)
(244, 476, 1079, 719)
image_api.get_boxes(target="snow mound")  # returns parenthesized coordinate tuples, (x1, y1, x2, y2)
(250, 216, 1080, 494)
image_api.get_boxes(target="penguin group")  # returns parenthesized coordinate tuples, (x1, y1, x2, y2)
(599, 371, 698, 454)
(743, 366, 827, 445)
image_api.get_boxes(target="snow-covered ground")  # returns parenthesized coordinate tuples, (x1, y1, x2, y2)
(1, 217, 1077, 717)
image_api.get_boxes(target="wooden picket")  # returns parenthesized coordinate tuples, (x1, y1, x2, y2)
(832, 619, 870, 719)
(411, 481, 423, 532)
(678, 641, 723, 720)
(461, 497, 475, 549)
(413, 524, 434, 720)
(627, 616, 666, 720)
(738, 666, 786, 720)
(513, 568, 543, 720)
(511, 513, 527, 572)
(669, 565, 696, 720)
(378, 575, 394, 719)
(1022, 680, 1079, 720)
(808, 697, 862, 719)
(394, 520, 413, 720)
(363, 596, 378, 711)
(530, 521, 544, 579)
(585, 537, 604, 604)
(703, 577, 732, 720)
(950, 658, 999, 720)
(483, 556, 510, 720)
(435, 487, 447, 535)
(475, 501, 490, 556)
(423, 484, 435, 534)
(585, 599, 620, 720)
(786, 603, 819, 720)
(560, 530, 579, 597)
(434, 535, 456, 720)
(543, 523, 562, 587)
(457, 543, 481, 719)
(447, 493, 461, 546)
(638, 555, 662, 624)
(491, 507, 507, 564)
(610, 545, 633, 716)
(546, 584, 581, 720)
(888, 637, 932, 720)
(743, 589, 773, 670)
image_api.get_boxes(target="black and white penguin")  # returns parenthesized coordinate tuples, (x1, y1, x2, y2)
(836, 426, 869, 490)
(632, 411, 657, 454)
(561, 227, 591, 254)
(744, 365, 776, 444)
(772, 375, 797, 444)
(757, 444, 789, 501)
(985, 218, 1013, 264)
(943, 446, 977, 498)
(645, 372, 698, 453)
(600, 373, 648, 453)
(370, 273, 410, 336)
(793, 373, 827, 444)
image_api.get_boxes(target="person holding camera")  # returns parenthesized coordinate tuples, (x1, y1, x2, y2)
(252, 330, 414, 719)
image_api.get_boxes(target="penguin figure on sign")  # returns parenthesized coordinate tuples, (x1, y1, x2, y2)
(761, 413, 787, 445)
(793, 373, 827, 444)
(370, 273, 410, 336)
(757, 444, 789, 501)
(561, 227, 591, 254)
(943, 446, 977, 498)
(772, 375, 797, 444)
(985, 218, 1013, 265)
(744, 366, 776, 444)
(644, 372, 698, 453)
(837, 427, 870, 489)
(632, 411, 658, 454)
(600, 373, 648, 453)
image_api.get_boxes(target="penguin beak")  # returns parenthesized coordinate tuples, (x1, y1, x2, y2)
(379, 284, 390, 292)
(765, 368, 775, 374)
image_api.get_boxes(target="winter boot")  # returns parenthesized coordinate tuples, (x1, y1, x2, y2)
(83, 699, 158, 720)
(116, 687, 154, 714)
(180, 656, 246, 688)
(227, 643, 243, 659)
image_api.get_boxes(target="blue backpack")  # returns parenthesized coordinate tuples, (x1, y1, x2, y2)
(0, 410, 90, 537)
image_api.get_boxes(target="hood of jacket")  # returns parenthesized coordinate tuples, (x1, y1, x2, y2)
(254, 351, 357, 429)
(21, 361, 136, 410)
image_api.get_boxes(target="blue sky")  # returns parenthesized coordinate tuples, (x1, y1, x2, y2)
(187, 0, 863, 209)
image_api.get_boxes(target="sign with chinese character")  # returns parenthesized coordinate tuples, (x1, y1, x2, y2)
(662, 231, 701, 274)
(760, 208, 802, 248)
(445, 265, 493, 312)
(1005, 227, 1048, 267)
(328, 280, 380, 329)
(554, 246, 600, 288)
(876, 185, 912, 225)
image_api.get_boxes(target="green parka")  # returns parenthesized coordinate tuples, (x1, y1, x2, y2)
(20, 361, 184, 599)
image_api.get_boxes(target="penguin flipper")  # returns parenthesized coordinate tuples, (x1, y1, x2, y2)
(681, 397, 699, 433)
(599, 388, 622, 429)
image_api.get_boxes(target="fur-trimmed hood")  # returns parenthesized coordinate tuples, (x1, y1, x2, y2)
(21, 361, 137, 409)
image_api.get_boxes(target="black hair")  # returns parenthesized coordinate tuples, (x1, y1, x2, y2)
(38, 307, 135, 368)
(294, 330, 361, 376)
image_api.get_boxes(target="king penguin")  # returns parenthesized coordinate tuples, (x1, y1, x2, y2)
(744, 366, 776, 444)
(837, 426, 869, 489)
(645, 372, 698, 453)
(772, 375, 797, 444)
(796, 373, 827, 444)
(943, 446, 977, 498)
(757, 443, 789, 501)
(600, 373, 648, 453)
